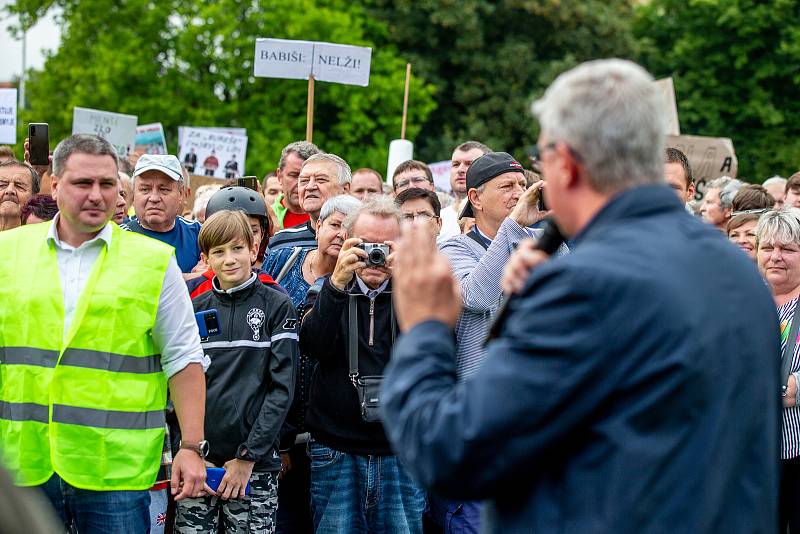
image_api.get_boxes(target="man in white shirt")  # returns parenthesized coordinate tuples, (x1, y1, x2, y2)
(0, 134, 211, 533)
(439, 141, 491, 239)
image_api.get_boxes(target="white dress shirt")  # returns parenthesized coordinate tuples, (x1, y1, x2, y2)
(47, 216, 208, 378)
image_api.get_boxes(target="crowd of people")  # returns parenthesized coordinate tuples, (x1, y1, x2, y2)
(0, 57, 796, 534)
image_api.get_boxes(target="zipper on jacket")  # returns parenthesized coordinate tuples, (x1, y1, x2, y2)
(369, 299, 375, 346)
(229, 298, 236, 342)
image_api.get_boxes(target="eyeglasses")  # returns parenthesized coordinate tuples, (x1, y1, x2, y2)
(400, 212, 439, 222)
(394, 176, 432, 190)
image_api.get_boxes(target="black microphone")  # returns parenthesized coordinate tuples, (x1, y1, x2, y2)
(484, 218, 565, 345)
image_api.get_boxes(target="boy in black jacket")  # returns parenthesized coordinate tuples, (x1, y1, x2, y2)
(174, 210, 297, 534)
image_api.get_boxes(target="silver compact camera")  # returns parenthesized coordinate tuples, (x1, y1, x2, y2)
(357, 243, 390, 266)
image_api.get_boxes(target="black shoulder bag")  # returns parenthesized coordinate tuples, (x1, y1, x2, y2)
(348, 293, 396, 423)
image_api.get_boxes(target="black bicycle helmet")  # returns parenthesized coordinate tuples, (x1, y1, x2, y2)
(205, 186, 269, 219)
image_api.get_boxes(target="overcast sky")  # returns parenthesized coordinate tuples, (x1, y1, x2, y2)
(0, 0, 61, 82)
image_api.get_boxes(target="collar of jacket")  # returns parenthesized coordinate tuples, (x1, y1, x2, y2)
(571, 184, 685, 247)
(343, 276, 393, 296)
(212, 272, 259, 299)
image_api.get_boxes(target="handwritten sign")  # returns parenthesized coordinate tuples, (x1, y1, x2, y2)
(667, 134, 737, 201)
(178, 127, 248, 179)
(254, 38, 372, 86)
(0, 89, 17, 144)
(72, 107, 137, 158)
(655, 78, 680, 136)
(135, 123, 168, 155)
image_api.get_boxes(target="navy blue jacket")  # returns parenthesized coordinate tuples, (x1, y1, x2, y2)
(382, 185, 781, 533)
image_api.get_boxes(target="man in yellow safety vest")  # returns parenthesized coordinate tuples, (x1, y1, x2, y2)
(0, 134, 213, 533)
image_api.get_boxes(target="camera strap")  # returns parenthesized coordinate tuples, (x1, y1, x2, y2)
(467, 228, 490, 250)
(348, 292, 395, 383)
(781, 302, 800, 395)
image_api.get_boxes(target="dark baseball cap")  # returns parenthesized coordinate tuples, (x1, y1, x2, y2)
(459, 152, 525, 219)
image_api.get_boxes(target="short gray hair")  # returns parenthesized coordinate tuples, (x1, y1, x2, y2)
(532, 59, 664, 194)
(279, 141, 321, 169)
(709, 177, 744, 209)
(304, 153, 352, 186)
(756, 208, 800, 246)
(343, 195, 401, 235)
(53, 134, 119, 177)
(319, 194, 361, 223)
(763, 176, 787, 188)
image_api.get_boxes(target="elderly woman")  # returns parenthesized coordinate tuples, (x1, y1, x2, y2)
(262, 194, 361, 307)
(756, 208, 800, 533)
(700, 176, 744, 231)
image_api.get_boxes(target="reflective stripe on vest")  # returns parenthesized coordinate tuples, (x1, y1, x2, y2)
(0, 223, 174, 490)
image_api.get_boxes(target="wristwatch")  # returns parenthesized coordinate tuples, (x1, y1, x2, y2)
(179, 440, 210, 458)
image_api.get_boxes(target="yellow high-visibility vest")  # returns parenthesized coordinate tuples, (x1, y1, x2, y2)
(0, 222, 173, 490)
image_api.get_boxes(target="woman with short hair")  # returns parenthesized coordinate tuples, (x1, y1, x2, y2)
(756, 208, 800, 532)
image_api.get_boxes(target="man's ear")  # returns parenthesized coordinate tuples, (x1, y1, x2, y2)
(50, 174, 59, 201)
(342, 182, 350, 193)
(686, 182, 696, 203)
(467, 188, 481, 212)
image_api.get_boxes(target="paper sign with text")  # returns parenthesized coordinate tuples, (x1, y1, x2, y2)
(667, 134, 737, 201)
(428, 160, 452, 193)
(254, 38, 372, 86)
(72, 107, 137, 158)
(0, 89, 18, 144)
(178, 127, 248, 179)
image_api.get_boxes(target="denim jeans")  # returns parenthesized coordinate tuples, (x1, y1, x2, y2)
(38, 473, 150, 533)
(308, 441, 426, 533)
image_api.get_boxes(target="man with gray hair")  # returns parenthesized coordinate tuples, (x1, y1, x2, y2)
(266, 152, 351, 254)
(272, 140, 320, 232)
(763, 175, 787, 209)
(382, 59, 779, 532)
(299, 196, 426, 532)
(700, 176, 744, 231)
(122, 154, 202, 272)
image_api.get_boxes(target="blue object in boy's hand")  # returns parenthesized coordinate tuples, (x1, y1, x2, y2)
(195, 309, 221, 338)
(206, 467, 251, 495)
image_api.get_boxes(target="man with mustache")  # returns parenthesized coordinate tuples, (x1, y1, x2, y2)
(0, 160, 40, 231)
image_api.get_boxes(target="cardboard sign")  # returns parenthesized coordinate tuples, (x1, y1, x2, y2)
(178, 127, 248, 179)
(135, 123, 168, 155)
(185, 174, 227, 213)
(254, 38, 372, 87)
(0, 89, 17, 144)
(655, 78, 680, 136)
(667, 134, 737, 200)
(72, 107, 137, 158)
(428, 160, 452, 193)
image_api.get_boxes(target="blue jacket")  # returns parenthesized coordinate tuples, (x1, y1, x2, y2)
(382, 185, 780, 533)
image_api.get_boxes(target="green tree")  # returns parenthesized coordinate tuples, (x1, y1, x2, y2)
(635, 0, 800, 181)
(365, 0, 640, 163)
(6, 0, 436, 177)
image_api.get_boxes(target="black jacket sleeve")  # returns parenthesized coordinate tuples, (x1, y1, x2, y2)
(237, 296, 297, 463)
(299, 276, 347, 363)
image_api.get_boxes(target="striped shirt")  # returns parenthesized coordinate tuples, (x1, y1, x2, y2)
(778, 298, 800, 459)
(439, 217, 568, 379)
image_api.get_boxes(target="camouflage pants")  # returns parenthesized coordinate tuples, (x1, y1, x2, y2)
(174, 471, 278, 534)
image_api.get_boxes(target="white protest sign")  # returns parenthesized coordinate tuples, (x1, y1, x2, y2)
(178, 126, 247, 153)
(254, 38, 315, 80)
(655, 78, 680, 136)
(312, 42, 372, 86)
(0, 89, 18, 144)
(178, 127, 248, 179)
(72, 107, 137, 158)
(667, 134, 737, 200)
(428, 160, 452, 193)
(254, 38, 372, 87)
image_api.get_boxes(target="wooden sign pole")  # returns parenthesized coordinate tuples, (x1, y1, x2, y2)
(306, 75, 315, 142)
(401, 63, 411, 140)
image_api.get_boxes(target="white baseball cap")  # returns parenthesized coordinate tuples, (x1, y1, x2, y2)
(133, 154, 183, 182)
